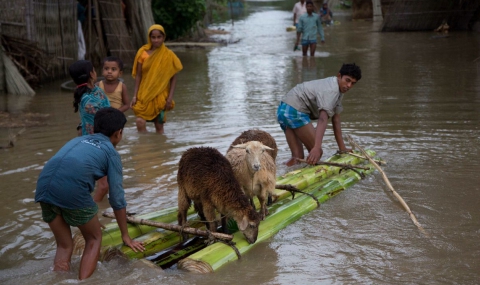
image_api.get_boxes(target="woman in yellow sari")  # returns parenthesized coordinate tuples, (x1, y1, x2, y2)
(131, 24, 183, 133)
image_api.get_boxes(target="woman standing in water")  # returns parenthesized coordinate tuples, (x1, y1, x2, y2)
(131, 24, 183, 134)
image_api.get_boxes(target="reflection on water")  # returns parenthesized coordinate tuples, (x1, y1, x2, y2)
(1, 0, 480, 284)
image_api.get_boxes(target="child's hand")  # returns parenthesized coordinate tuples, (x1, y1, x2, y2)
(307, 147, 323, 165)
(123, 236, 145, 252)
(130, 96, 137, 107)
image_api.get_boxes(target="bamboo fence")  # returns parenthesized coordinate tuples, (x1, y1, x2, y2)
(123, 0, 155, 49)
(0, 0, 154, 92)
(0, 0, 77, 90)
(97, 0, 136, 67)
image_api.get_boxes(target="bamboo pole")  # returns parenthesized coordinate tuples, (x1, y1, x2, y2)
(57, 0, 66, 74)
(102, 211, 234, 241)
(93, 0, 107, 58)
(295, 158, 371, 170)
(88, 0, 92, 60)
(346, 135, 429, 237)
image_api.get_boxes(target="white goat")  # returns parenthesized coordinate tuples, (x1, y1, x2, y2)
(226, 140, 276, 220)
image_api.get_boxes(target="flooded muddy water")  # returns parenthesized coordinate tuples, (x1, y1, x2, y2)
(1, 0, 480, 284)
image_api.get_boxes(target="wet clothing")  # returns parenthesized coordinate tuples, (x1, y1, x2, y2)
(277, 102, 311, 131)
(35, 133, 127, 212)
(79, 86, 110, 135)
(292, 1, 307, 24)
(297, 12, 325, 42)
(301, 39, 317, 46)
(40, 202, 98, 226)
(99, 80, 124, 109)
(132, 24, 183, 122)
(280, 76, 343, 120)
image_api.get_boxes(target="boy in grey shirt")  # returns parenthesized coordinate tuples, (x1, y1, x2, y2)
(277, 63, 362, 166)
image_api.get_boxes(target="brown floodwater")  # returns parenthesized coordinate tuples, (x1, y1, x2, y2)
(1, 1, 480, 284)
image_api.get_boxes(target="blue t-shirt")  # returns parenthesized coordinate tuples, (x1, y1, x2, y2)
(35, 133, 126, 210)
(80, 86, 110, 135)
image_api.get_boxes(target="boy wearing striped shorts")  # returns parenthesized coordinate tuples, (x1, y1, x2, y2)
(277, 63, 362, 166)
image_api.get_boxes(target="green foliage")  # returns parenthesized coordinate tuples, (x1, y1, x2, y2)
(152, 0, 206, 40)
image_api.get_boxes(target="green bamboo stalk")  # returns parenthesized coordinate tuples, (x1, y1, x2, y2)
(276, 150, 375, 186)
(177, 164, 376, 273)
(99, 151, 377, 260)
(148, 237, 207, 268)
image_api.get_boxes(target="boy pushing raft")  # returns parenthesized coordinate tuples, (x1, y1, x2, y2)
(34, 108, 144, 280)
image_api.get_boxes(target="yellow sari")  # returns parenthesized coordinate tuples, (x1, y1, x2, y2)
(132, 24, 183, 121)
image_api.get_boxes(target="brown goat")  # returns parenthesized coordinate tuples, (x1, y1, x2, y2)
(227, 129, 278, 161)
(177, 146, 261, 244)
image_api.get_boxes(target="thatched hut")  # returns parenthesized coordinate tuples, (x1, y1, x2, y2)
(0, 0, 77, 93)
(0, 0, 154, 93)
(381, 0, 480, 31)
(352, 0, 480, 31)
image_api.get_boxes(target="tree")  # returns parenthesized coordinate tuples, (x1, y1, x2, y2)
(152, 0, 206, 40)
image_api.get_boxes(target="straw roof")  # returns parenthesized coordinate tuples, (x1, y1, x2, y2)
(381, 0, 480, 31)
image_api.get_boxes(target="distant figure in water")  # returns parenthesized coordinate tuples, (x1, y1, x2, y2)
(320, 2, 334, 25)
(435, 20, 449, 34)
(295, 1, 325, 57)
(292, 0, 307, 28)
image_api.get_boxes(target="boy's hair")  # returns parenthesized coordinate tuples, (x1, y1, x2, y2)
(102, 56, 124, 71)
(69, 60, 94, 113)
(94, 107, 127, 137)
(306, 0, 314, 6)
(339, 63, 362, 81)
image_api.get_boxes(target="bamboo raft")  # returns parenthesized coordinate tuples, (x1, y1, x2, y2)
(73, 150, 380, 272)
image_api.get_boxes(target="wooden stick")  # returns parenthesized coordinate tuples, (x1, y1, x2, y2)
(346, 135, 429, 237)
(295, 158, 371, 170)
(102, 211, 233, 241)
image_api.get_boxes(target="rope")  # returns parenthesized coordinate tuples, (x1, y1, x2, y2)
(219, 239, 242, 259)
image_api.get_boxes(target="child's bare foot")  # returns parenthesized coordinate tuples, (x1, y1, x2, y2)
(285, 157, 300, 167)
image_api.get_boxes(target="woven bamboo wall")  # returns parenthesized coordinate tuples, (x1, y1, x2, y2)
(381, 0, 480, 31)
(0, 1, 33, 40)
(97, 0, 136, 67)
(0, 0, 77, 79)
(123, 0, 154, 49)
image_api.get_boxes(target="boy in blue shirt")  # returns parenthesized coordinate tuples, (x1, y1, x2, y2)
(295, 0, 325, 56)
(35, 107, 144, 280)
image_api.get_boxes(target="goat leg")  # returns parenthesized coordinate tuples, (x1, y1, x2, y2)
(258, 194, 269, 220)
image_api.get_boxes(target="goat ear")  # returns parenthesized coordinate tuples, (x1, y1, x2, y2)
(232, 143, 247, 149)
(238, 215, 248, 231)
(262, 145, 274, 151)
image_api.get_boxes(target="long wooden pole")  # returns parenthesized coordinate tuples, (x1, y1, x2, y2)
(345, 152, 386, 165)
(102, 211, 234, 241)
(295, 158, 371, 170)
(346, 135, 429, 237)
(88, 0, 92, 60)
